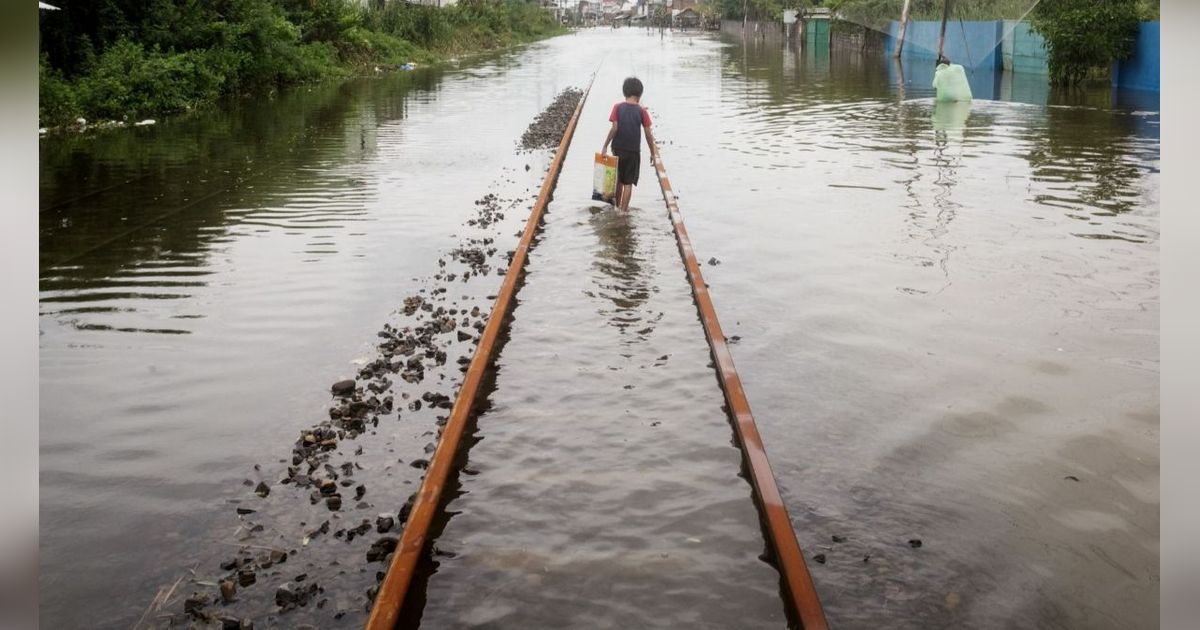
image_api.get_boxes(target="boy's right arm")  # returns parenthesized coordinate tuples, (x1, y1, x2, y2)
(600, 121, 617, 155)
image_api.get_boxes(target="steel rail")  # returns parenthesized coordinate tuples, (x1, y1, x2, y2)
(364, 74, 595, 630)
(649, 148, 830, 630)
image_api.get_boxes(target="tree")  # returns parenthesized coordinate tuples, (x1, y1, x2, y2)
(1030, 0, 1142, 85)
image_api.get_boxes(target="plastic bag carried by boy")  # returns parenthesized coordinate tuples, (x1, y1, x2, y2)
(932, 63, 973, 102)
(592, 153, 618, 202)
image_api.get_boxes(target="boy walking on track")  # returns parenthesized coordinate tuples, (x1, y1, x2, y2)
(601, 77, 658, 211)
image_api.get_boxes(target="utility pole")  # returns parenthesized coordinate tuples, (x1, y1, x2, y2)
(893, 0, 911, 59)
(936, 0, 952, 61)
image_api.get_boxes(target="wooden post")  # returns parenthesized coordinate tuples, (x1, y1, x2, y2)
(936, 0, 952, 61)
(894, 0, 912, 59)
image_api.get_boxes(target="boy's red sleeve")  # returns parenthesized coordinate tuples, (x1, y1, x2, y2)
(609, 104, 618, 122)
(641, 107, 652, 127)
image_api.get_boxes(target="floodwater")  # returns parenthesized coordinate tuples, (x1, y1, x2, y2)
(413, 80, 787, 627)
(39, 28, 1158, 629)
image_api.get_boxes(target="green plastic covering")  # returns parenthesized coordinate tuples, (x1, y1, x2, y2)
(932, 63, 973, 102)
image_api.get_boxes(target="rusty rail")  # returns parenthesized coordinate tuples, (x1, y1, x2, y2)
(649, 148, 829, 630)
(364, 75, 595, 630)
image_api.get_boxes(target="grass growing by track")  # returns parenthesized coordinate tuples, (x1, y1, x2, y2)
(39, 0, 565, 128)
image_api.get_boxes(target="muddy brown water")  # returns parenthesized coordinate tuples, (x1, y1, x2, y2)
(40, 29, 1157, 628)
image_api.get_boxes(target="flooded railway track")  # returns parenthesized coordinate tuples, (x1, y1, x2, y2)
(366, 69, 827, 630)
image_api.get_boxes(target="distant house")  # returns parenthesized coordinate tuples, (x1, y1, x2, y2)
(672, 6, 700, 29)
(578, 0, 599, 21)
(578, 0, 598, 20)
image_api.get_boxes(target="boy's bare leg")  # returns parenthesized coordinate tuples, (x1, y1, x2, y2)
(619, 183, 633, 210)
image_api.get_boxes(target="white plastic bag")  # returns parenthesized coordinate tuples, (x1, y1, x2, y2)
(933, 63, 973, 102)
(592, 152, 618, 202)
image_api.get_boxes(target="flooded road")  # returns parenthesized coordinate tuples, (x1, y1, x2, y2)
(40, 29, 1157, 629)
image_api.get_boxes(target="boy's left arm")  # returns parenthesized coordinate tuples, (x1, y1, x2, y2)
(642, 108, 659, 162)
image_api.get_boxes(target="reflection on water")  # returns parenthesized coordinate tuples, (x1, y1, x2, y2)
(38, 42, 590, 628)
(39, 74, 438, 333)
(588, 206, 658, 342)
(418, 204, 787, 629)
(661, 33, 1158, 630)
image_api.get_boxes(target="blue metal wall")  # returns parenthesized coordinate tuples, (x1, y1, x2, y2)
(885, 20, 1004, 71)
(886, 20, 1159, 93)
(1007, 21, 1048, 74)
(1113, 22, 1159, 92)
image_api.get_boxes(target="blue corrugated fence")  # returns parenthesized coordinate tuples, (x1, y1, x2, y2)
(885, 20, 1158, 92)
(1113, 22, 1159, 92)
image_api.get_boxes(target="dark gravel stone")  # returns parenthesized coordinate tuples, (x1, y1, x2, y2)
(367, 537, 398, 562)
(275, 583, 298, 607)
(399, 495, 415, 523)
(518, 88, 584, 151)
(908, 538, 923, 548)
(254, 481, 270, 498)
(331, 379, 356, 396)
(237, 568, 257, 587)
(184, 593, 209, 617)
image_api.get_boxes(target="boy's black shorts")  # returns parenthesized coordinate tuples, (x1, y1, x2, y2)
(614, 149, 640, 186)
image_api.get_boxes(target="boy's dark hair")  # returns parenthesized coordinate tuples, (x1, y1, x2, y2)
(622, 77, 644, 98)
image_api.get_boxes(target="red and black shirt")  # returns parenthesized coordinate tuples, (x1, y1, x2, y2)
(609, 102, 652, 153)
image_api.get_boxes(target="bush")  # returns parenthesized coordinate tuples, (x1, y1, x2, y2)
(39, 54, 78, 126)
(75, 39, 226, 120)
(38, 0, 563, 126)
(1031, 0, 1142, 85)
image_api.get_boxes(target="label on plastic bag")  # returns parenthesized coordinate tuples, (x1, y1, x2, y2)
(592, 153, 618, 202)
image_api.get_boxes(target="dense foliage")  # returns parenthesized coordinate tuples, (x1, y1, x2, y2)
(39, 0, 562, 127)
(1030, 0, 1142, 85)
